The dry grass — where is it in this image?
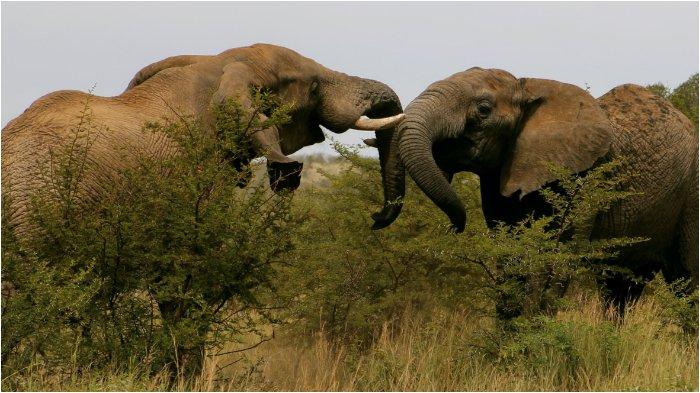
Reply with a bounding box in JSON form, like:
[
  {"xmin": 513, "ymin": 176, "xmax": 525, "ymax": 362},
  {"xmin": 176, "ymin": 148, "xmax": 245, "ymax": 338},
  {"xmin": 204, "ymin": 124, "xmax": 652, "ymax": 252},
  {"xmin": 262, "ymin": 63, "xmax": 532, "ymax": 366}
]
[
  {"xmin": 221, "ymin": 295, "xmax": 697, "ymax": 391},
  {"xmin": 7, "ymin": 294, "xmax": 696, "ymax": 391}
]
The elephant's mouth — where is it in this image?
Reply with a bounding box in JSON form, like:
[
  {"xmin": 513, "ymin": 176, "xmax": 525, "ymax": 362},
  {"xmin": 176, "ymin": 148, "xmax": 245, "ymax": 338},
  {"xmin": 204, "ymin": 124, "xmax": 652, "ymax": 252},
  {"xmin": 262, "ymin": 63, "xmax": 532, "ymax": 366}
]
[
  {"xmin": 309, "ymin": 122, "xmax": 325, "ymax": 144},
  {"xmin": 433, "ymin": 137, "xmax": 477, "ymax": 173},
  {"xmin": 322, "ymin": 97, "xmax": 404, "ymax": 134}
]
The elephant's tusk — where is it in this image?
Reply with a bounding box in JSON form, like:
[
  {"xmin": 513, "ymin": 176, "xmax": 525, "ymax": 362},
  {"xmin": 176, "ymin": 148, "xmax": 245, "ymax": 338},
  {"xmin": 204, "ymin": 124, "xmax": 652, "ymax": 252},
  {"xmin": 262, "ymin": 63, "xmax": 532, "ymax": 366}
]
[
  {"xmin": 363, "ymin": 138, "xmax": 377, "ymax": 147},
  {"xmin": 352, "ymin": 114, "xmax": 405, "ymax": 131}
]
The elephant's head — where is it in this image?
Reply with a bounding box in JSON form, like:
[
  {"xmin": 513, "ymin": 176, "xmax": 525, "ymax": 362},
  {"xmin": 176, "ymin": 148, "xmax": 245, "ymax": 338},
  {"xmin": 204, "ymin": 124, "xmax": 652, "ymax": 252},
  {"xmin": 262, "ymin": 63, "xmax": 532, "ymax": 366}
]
[
  {"xmin": 127, "ymin": 44, "xmax": 406, "ymax": 229},
  {"xmin": 397, "ymin": 68, "xmax": 612, "ymax": 232}
]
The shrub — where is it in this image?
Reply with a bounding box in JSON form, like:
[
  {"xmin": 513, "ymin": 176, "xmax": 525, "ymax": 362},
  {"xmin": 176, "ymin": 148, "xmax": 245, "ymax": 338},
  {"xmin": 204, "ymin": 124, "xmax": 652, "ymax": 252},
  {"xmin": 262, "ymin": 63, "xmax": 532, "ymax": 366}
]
[
  {"xmin": 459, "ymin": 159, "xmax": 644, "ymax": 321},
  {"xmin": 279, "ymin": 142, "xmax": 643, "ymax": 346},
  {"xmin": 1, "ymin": 89, "xmax": 299, "ymax": 381},
  {"xmin": 277, "ymin": 142, "xmax": 485, "ymax": 343},
  {"xmin": 646, "ymin": 273, "xmax": 699, "ymax": 335}
]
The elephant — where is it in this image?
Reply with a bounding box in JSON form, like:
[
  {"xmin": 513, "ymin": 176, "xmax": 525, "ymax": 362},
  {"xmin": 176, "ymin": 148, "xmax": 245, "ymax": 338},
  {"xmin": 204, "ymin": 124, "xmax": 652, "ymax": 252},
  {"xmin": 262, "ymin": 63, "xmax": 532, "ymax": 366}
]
[
  {"xmin": 395, "ymin": 67, "xmax": 698, "ymax": 303},
  {"xmin": 1, "ymin": 43, "xmax": 406, "ymax": 235}
]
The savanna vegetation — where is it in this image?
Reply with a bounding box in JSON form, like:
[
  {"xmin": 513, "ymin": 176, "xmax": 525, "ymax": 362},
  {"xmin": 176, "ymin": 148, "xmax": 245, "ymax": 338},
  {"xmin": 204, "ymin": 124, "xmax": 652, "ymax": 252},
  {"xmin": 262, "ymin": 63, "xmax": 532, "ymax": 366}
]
[{"xmin": 2, "ymin": 75, "xmax": 698, "ymax": 391}]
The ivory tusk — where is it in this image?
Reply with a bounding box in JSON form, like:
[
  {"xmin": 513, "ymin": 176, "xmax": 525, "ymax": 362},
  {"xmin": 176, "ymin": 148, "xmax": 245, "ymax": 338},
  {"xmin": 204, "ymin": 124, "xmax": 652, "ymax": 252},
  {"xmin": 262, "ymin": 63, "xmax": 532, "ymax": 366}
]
[{"xmin": 352, "ymin": 113, "xmax": 405, "ymax": 131}]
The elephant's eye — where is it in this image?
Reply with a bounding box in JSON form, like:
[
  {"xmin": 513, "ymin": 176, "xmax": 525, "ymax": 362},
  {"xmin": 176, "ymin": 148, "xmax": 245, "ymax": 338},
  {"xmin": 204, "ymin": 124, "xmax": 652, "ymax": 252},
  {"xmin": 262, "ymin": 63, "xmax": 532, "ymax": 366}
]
[{"xmin": 477, "ymin": 101, "xmax": 492, "ymax": 118}]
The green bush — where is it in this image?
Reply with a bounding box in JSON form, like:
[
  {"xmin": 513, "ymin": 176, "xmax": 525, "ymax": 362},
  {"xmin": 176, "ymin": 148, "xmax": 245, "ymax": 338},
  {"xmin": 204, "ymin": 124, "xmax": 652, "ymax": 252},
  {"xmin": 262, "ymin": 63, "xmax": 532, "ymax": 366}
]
[
  {"xmin": 476, "ymin": 285, "xmax": 697, "ymax": 390},
  {"xmin": 277, "ymin": 142, "xmax": 486, "ymax": 343},
  {"xmin": 646, "ymin": 274, "xmax": 699, "ymax": 335},
  {"xmin": 279, "ymin": 143, "xmax": 643, "ymax": 345},
  {"xmin": 465, "ymin": 160, "xmax": 644, "ymax": 321},
  {"xmin": 2, "ymin": 90, "xmax": 299, "ymax": 379}
]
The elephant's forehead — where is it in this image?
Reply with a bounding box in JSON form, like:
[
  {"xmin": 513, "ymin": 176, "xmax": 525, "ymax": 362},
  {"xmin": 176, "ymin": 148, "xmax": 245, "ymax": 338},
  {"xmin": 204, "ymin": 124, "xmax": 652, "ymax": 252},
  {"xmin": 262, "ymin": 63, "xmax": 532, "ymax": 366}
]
[{"xmin": 450, "ymin": 68, "xmax": 517, "ymax": 91}]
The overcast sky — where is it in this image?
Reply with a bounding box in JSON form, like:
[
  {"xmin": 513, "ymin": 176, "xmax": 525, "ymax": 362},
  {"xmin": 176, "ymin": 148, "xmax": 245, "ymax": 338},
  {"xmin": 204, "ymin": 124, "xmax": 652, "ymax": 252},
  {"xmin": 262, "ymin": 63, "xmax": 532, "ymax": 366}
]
[{"xmin": 2, "ymin": 1, "xmax": 698, "ymax": 156}]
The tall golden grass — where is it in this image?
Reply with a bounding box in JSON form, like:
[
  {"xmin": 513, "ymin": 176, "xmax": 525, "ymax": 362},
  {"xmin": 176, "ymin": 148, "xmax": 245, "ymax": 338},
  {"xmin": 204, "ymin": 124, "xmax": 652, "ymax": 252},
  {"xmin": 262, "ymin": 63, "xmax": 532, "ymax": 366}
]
[{"xmin": 5, "ymin": 293, "xmax": 697, "ymax": 391}]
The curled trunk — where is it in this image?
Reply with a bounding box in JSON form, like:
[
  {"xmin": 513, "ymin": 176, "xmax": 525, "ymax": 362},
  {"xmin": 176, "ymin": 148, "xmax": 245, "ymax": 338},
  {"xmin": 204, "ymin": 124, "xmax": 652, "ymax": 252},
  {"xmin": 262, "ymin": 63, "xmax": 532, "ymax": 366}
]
[{"xmin": 398, "ymin": 112, "xmax": 466, "ymax": 232}]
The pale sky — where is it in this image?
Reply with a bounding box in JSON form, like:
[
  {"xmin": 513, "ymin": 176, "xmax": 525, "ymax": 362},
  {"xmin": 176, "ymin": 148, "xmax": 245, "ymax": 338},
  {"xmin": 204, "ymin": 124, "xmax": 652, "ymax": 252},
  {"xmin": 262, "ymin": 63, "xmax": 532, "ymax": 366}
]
[{"xmin": 2, "ymin": 1, "xmax": 698, "ymax": 156}]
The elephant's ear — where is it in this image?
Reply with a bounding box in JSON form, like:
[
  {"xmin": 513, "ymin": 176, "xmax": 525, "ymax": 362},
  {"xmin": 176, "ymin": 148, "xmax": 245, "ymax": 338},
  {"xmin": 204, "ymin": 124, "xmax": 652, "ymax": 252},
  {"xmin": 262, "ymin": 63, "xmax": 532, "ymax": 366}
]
[
  {"xmin": 214, "ymin": 62, "xmax": 304, "ymax": 193},
  {"xmin": 499, "ymin": 78, "xmax": 613, "ymax": 197}
]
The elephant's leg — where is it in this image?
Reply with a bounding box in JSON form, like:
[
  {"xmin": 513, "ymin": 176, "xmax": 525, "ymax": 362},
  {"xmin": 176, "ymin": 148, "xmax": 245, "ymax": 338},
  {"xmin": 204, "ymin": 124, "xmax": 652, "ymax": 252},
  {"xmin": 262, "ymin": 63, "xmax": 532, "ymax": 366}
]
[
  {"xmin": 600, "ymin": 269, "xmax": 646, "ymax": 314},
  {"xmin": 599, "ymin": 253, "xmax": 661, "ymax": 314}
]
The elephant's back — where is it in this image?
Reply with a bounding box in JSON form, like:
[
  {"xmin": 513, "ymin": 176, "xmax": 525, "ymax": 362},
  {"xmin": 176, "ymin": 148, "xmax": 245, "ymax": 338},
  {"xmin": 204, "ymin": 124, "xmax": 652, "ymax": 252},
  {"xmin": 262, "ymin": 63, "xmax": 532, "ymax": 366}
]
[
  {"xmin": 593, "ymin": 84, "xmax": 697, "ymax": 253},
  {"xmin": 598, "ymin": 84, "xmax": 696, "ymax": 144},
  {"xmin": 1, "ymin": 90, "xmax": 175, "ymax": 236}
]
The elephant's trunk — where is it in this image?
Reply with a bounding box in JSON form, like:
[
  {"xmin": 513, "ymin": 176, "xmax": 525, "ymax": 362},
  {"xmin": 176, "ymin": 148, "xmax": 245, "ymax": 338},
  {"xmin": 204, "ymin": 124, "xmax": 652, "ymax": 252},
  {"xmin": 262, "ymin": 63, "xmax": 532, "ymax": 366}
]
[
  {"xmin": 398, "ymin": 109, "xmax": 466, "ymax": 232},
  {"xmin": 372, "ymin": 126, "xmax": 405, "ymax": 229},
  {"xmin": 360, "ymin": 78, "xmax": 406, "ymax": 230}
]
